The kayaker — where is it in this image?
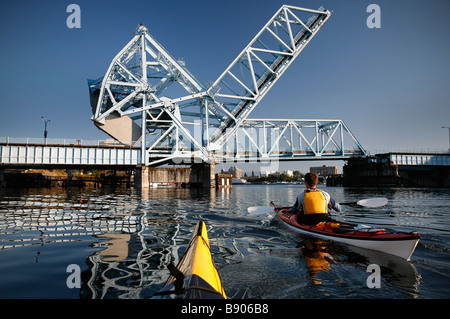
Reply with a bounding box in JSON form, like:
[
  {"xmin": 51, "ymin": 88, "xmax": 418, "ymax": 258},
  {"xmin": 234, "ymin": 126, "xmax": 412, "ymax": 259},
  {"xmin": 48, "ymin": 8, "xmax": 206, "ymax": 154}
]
[{"xmin": 292, "ymin": 172, "xmax": 341, "ymax": 225}]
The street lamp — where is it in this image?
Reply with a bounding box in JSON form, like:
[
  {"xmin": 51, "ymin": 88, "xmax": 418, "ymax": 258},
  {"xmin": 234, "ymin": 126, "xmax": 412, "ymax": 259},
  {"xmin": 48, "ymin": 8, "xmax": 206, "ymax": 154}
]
[
  {"xmin": 41, "ymin": 117, "xmax": 50, "ymax": 144},
  {"xmin": 443, "ymin": 126, "xmax": 450, "ymax": 153}
]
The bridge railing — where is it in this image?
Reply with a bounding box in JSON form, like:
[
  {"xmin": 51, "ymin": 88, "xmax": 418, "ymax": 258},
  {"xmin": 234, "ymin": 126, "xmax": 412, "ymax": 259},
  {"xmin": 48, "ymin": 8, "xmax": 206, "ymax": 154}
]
[
  {"xmin": 369, "ymin": 148, "xmax": 449, "ymax": 155},
  {"xmin": 0, "ymin": 137, "xmax": 141, "ymax": 148},
  {"xmin": 0, "ymin": 143, "xmax": 140, "ymax": 166}
]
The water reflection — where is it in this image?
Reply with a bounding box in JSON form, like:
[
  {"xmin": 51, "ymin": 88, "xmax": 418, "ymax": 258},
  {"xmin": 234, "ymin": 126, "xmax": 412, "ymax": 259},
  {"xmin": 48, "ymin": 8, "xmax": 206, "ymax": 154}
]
[
  {"xmin": 82, "ymin": 232, "xmax": 169, "ymax": 299},
  {"xmin": 0, "ymin": 204, "xmax": 143, "ymax": 250},
  {"xmin": 345, "ymin": 245, "xmax": 421, "ymax": 298},
  {"xmin": 0, "ymin": 185, "xmax": 447, "ymax": 299},
  {"xmin": 302, "ymin": 238, "xmax": 336, "ymax": 285},
  {"xmin": 290, "ymin": 235, "xmax": 421, "ymax": 298},
  {"xmin": 76, "ymin": 187, "xmax": 243, "ymax": 299}
]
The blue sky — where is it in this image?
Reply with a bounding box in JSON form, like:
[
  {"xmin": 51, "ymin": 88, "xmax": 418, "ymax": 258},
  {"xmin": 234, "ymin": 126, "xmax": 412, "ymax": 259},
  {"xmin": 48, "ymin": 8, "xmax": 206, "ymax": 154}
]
[{"xmin": 0, "ymin": 0, "xmax": 449, "ymax": 172}]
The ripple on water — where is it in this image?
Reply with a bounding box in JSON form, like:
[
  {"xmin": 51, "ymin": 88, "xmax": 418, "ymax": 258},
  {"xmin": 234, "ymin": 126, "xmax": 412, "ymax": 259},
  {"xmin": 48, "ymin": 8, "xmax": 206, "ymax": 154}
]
[{"xmin": 0, "ymin": 186, "xmax": 449, "ymax": 299}]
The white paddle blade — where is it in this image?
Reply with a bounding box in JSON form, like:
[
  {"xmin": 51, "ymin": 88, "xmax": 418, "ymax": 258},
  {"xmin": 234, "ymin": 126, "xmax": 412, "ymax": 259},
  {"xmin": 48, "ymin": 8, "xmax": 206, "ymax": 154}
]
[
  {"xmin": 356, "ymin": 197, "xmax": 388, "ymax": 208},
  {"xmin": 247, "ymin": 206, "xmax": 274, "ymax": 215}
]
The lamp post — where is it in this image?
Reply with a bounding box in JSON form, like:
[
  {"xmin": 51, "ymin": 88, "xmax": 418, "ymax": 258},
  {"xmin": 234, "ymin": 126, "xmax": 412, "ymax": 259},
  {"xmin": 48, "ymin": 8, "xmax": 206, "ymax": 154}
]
[
  {"xmin": 443, "ymin": 126, "xmax": 450, "ymax": 153},
  {"xmin": 41, "ymin": 117, "xmax": 50, "ymax": 144}
]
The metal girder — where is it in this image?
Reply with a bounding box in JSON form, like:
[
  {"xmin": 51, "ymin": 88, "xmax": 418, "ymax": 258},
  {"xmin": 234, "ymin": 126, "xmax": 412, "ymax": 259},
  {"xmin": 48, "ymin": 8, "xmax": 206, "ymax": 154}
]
[
  {"xmin": 208, "ymin": 5, "xmax": 331, "ymax": 149},
  {"xmin": 88, "ymin": 5, "xmax": 366, "ymax": 166},
  {"xmin": 88, "ymin": 24, "xmax": 209, "ymax": 164},
  {"xmin": 89, "ymin": 24, "xmax": 205, "ymax": 125},
  {"xmin": 214, "ymin": 119, "xmax": 367, "ymax": 162}
]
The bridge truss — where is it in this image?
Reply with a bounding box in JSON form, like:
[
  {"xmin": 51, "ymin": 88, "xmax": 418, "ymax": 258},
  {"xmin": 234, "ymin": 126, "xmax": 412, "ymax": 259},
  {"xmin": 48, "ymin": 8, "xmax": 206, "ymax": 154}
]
[
  {"xmin": 88, "ymin": 5, "xmax": 367, "ymax": 166},
  {"xmin": 218, "ymin": 119, "xmax": 366, "ymax": 163}
]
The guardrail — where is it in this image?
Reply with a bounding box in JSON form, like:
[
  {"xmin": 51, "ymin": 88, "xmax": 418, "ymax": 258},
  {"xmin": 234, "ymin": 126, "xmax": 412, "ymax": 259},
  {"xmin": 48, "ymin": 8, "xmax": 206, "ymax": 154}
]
[
  {"xmin": 369, "ymin": 149, "xmax": 449, "ymax": 155},
  {"xmin": 0, "ymin": 142, "xmax": 140, "ymax": 166},
  {"xmin": 0, "ymin": 137, "xmax": 141, "ymax": 148}
]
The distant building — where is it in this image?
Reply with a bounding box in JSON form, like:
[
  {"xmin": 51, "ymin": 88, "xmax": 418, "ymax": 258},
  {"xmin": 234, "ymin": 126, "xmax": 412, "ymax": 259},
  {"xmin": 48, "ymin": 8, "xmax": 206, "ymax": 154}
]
[
  {"xmin": 283, "ymin": 170, "xmax": 293, "ymax": 177},
  {"xmin": 228, "ymin": 166, "xmax": 243, "ymax": 179},
  {"xmin": 310, "ymin": 165, "xmax": 338, "ymax": 177},
  {"xmin": 260, "ymin": 170, "xmax": 277, "ymax": 177}
]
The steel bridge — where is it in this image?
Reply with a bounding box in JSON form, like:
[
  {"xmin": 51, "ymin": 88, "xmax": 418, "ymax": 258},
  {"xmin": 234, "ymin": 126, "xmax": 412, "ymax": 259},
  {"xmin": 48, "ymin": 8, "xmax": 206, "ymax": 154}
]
[
  {"xmin": 0, "ymin": 137, "xmax": 139, "ymax": 170},
  {"xmin": 87, "ymin": 4, "xmax": 367, "ymax": 167}
]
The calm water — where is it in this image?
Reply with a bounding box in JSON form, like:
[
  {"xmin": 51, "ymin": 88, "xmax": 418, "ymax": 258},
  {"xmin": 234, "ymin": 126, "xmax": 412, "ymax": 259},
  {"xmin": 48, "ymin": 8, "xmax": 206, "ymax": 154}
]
[{"xmin": 0, "ymin": 185, "xmax": 449, "ymax": 299}]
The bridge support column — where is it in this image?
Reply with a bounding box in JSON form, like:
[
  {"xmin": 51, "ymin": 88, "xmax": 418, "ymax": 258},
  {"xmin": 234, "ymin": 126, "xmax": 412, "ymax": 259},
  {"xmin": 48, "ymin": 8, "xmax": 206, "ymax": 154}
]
[
  {"xmin": 135, "ymin": 165, "xmax": 150, "ymax": 189},
  {"xmin": 135, "ymin": 163, "xmax": 215, "ymax": 188},
  {"xmin": 0, "ymin": 169, "xmax": 5, "ymax": 188},
  {"xmin": 66, "ymin": 169, "xmax": 73, "ymax": 187},
  {"xmin": 191, "ymin": 163, "xmax": 216, "ymax": 188}
]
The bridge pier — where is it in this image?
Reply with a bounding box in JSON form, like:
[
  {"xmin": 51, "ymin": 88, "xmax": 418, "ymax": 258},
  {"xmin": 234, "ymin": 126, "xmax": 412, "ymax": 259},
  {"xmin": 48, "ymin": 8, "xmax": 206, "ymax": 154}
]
[
  {"xmin": 135, "ymin": 165, "xmax": 150, "ymax": 189},
  {"xmin": 135, "ymin": 163, "xmax": 216, "ymax": 189},
  {"xmin": 342, "ymin": 153, "xmax": 450, "ymax": 187},
  {"xmin": 0, "ymin": 169, "xmax": 5, "ymax": 188},
  {"xmin": 191, "ymin": 163, "xmax": 216, "ymax": 188}
]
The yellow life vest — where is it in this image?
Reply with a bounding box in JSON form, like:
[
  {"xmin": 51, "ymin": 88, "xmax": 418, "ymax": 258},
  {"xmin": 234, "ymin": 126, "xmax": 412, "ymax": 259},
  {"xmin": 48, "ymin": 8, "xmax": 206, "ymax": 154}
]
[{"xmin": 303, "ymin": 189, "xmax": 328, "ymax": 215}]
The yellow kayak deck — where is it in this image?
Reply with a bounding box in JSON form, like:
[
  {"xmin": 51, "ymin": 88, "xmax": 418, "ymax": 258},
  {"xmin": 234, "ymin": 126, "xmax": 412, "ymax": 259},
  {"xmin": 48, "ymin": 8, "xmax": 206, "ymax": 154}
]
[{"xmin": 154, "ymin": 221, "xmax": 226, "ymax": 299}]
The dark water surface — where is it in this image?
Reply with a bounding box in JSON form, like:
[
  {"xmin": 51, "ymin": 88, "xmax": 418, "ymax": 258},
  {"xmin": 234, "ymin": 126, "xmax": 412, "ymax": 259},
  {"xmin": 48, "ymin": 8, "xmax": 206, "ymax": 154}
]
[{"xmin": 0, "ymin": 185, "xmax": 449, "ymax": 299}]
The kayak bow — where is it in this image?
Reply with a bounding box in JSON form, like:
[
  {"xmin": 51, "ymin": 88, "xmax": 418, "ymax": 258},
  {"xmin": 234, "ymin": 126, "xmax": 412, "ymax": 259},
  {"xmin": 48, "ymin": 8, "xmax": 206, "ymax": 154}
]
[
  {"xmin": 271, "ymin": 203, "xmax": 420, "ymax": 261},
  {"xmin": 153, "ymin": 221, "xmax": 226, "ymax": 299}
]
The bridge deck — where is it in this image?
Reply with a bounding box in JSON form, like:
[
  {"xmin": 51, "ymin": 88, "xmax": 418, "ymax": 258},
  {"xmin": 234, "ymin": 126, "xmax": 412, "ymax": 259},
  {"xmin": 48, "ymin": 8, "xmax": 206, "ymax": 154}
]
[
  {"xmin": 2, "ymin": 138, "xmax": 447, "ymax": 169},
  {"xmin": 0, "ymin": 142, "xmax": 140, "ymax": 169}
]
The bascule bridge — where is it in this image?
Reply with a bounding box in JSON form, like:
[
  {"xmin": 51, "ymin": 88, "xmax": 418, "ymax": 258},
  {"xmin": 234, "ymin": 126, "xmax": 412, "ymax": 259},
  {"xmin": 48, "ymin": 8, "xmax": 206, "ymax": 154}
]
[{"xmin": 88, "ymin": 4, "xmax": 367, "ymax": 187}]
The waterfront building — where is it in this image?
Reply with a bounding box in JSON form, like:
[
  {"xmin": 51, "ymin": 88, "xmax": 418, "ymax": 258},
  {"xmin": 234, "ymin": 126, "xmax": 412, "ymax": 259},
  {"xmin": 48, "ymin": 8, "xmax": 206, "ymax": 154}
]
[{"xmin": 310, "ymin": 165, "xmax": 338, "ymax": 177}]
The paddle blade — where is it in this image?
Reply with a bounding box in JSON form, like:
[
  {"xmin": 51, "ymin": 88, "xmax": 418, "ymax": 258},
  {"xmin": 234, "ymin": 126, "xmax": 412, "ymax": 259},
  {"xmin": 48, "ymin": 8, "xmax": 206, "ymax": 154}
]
[
  {"xmin": 247, "ymin": 206, "xmax": 274, "ymax": 215},
  {"xmin": 356, "ymin": 197, "xmax": 388, "ymax": 208}
]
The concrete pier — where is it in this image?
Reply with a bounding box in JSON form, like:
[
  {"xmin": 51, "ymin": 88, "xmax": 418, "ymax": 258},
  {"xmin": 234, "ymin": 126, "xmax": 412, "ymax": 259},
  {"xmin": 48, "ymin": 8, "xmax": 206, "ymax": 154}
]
[
  {"xmin": 0, "ymin": 168, "xmax": 134, "ymax": 188},
  {"xmin": 341, "ymin": 153, "xmax": 450, "ymax": 188},
  {"xmin": 0, "ymin": 170, "xmax": 5, "ymax": 188},
  {"xmin": 136, "ymin": 163, "xmax": 216, "ymax": 189},
  {"xmin": 135, "ymin": 165, "xmax": 150, "ymax": 189},
  {"xmin": 0, "ymin": 164, "xmax": 216, "ymax": 189}
]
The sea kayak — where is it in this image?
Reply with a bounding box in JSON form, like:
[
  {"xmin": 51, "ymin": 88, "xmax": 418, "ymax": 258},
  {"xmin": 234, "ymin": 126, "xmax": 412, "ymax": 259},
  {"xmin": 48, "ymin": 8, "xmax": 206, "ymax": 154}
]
[
  {"xmin": 271, "ymin": 203, "xmax": 420, "ymax": 260},
  {"xmin": 153, "ymin": 221, "xmax": 226, "ymax": 299}
]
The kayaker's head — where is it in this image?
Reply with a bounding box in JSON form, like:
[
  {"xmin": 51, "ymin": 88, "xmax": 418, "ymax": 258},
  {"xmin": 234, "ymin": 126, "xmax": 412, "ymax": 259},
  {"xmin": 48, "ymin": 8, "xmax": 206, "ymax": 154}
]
[{"xmin": 305, "ymin": 172, "xmax": 318, "ymax": 189}]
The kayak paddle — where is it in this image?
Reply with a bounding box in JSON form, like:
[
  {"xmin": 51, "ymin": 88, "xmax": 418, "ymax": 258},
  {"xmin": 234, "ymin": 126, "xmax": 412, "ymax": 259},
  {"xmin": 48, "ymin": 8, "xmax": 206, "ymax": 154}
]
[
  {"xmin": 248, "ymin": 197, "xmax": 388, "ymax": 214},
  {"xmin": 247, "ymin": 206, "xmax": 278, "ymax": 215},
  {"xmin": 340, "ymin": 197, "xmax": 388, "ymax": 208}
]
